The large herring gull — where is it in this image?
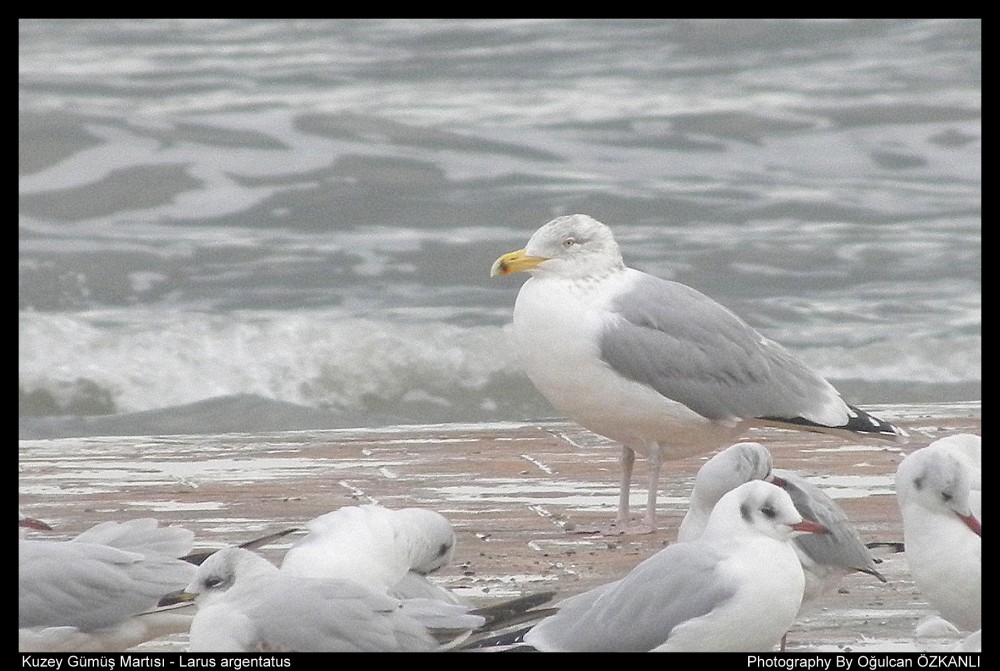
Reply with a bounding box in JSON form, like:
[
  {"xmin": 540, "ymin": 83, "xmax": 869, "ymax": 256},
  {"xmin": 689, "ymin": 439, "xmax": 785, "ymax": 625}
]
[{"xmin": 491, "ymin": 214, "xmax": 906, "ymax": 534}]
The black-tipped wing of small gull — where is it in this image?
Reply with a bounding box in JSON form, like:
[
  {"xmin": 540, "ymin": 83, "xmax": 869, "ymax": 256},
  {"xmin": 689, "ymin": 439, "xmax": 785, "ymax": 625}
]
[
  {"xmin": 523, "ymin": 546, "xmax": 737, "ymax": 651},
  {"xmin": 771, "ymin": 469, "xmax": 885, "ymax": 582}
]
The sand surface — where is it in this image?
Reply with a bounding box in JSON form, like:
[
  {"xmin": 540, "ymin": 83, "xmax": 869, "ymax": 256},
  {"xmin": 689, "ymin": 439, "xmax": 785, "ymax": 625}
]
[{"xmin": 18, "ymin": 402, "xmax": 981, "ymax": 653}]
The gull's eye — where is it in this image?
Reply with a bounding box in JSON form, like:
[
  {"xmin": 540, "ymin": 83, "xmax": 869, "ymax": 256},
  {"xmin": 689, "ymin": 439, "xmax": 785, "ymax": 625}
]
[
  {"xmin": 761, "ymin": 504, "xmax": 777, "ymax": 519},
  {"xmin": 205, "ymin": 576, "xmax": 226, "ymax": 589},
  {"xmin": 563, "ymin": 238, "xmax": 577, "ymax": 248}
]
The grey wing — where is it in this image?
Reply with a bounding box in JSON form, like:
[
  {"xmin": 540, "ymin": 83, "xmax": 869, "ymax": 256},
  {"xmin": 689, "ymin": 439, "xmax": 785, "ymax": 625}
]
[
  {"xmin": 72, "ymin": 519, "xmax": 194, "ymax": 558},
  {"xmin": 525, "ymin": 544, "xmax": 738, "ymax": 651},
  {"xmin": 19, "ymin": 540, "xmax": 196, "ymax": 630},
  {"xmin": 240, "ymin": 576, "xmax": 441, "ymax": 652},
  {"xmin": 774, "ymin": 469, "xmax": 884, "ymax": 579},
  {"xmin": 599, "ymin": 273, "xmax": 845, "ymax": 425}
]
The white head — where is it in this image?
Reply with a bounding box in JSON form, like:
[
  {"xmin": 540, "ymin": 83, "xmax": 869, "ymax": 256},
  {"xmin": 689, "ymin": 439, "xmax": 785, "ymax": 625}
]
[
  {"xmin": 694, "ymin": 442, "xmax": 774, "ymax": 506},
  {"xmin": 185, "ymin": 547, "xmax": 278, "ymax": 607},
  {"xmin": 895, "ymin": 446, "xmax": 981, "ymax": 536},
  {"xmin": 491, "ymin": 214, "xmax": 626, "ymax": 281},
  {"xmin": 392, "ymin": 508, "xmax": 457, "ymax": 575},
  {"xmin": 705, "ymin": 480, "xmax": 827, "ymax": 543}
]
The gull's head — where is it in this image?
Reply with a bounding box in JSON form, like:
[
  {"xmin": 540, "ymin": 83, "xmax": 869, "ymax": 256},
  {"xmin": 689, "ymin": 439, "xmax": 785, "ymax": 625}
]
[
  {"xmin": 394, "ymin": 508, "xmax": 457, "ymax": 575},
  {"xmin": 490, "ymin": 214, "xmax": 626, "ymax": 280},
  {"xmin": 693, "ymin": 442, "xmax": 774, "ymax": 507},
  {"xmin": 181, "ymin": 547, "xmax": 279, "ymax": 606},
  {"xmin": 708, "ymin": 480, "xmax": 827, "ymax": 543},
  {"xmin": 895, "ymin": 446, "xmax": 981, "ymax": 536}
]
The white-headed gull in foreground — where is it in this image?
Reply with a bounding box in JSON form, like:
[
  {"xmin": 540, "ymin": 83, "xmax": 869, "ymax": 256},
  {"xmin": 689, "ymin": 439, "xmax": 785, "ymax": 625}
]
[
  {"xmin": 182, "ymin": 547, "xmax": 485, "ymax": 652},
  {"xmin": 19, "ymin": 517, "xmax": 196, "ymax": 652},
  {"xmin": 678, "ymin": 442, "xmax": 884, "ymax": 595},
  {"xmin": 491, "ymin": 214, "xmax": 906, "ymax": 534},
  {"xmin": 279, "ymin": 504, "xmax": 465, "ymax": 604},
  {"xmin": 520, "ymin": 480, "xmax": 827, "ymax": 651},
  {"xmin": 895, "ymin": 434, "xmax": 981, "ymax": 632},
  {"xmin": 676, "ymin": 442, "xmax": 886, "ymax": 649}
]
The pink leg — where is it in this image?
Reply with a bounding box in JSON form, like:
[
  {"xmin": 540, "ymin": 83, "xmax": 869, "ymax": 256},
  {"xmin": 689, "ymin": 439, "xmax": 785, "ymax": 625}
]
[
  {"xmin": 608, "ymin": 446, "xmax": 657, "ymax": 536},
  {"xmin": 641, "ymin": 446, "xmax": 663, "ymax": 531},
  {"xmin": 615, "ymin": 446, "xmax": 635, "ymax": 526}
]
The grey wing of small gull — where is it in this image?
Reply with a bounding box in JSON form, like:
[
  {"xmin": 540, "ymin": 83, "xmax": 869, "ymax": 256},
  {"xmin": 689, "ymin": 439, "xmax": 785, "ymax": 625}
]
[
  {"xmin": 19, "ymin": 540, "xmax": 196, "ymax": 630},
  {"xmin": 772, "ymin": 469, "xmax": 885, "ymax": 580},
  {"xmin": 72, "ymin": 518, "xmax": 194, "ymax": 558},
  {"xmin": 216, "ymin": 576, "xmax": 442, "ymax": 652},
  {"xmin": 525, "ymin": 544, "xmax": 737, "ymax": 651}
]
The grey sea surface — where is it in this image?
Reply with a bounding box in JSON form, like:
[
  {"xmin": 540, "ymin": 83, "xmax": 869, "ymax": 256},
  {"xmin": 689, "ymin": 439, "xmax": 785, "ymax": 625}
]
[{"xmin": 20, "ymin": 19, "xmax": 980, "ymax": 436}]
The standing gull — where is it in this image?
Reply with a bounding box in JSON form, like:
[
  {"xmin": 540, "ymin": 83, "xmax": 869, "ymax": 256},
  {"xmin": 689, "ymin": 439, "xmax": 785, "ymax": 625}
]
[
  {"xmin": 676, "ymin": 441, "xmax": 886, "ymax": 649},
  {"xmin": 895, "ymin": 434, "xmax": 981, "ymax": 633},
  {"xmin": 678, "ymin": 442, "xmax": 885, "ymax": 598},
  {"xmin": 520, "ymin": 480, "xmax": 827, "ymax": 651},
  {"xmin": 491, "ymin": 214, "xmax": 906, "ymax": 533}
]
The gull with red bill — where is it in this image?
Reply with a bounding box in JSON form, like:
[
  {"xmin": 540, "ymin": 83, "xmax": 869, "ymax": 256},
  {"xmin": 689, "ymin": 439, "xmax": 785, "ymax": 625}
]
[
  {"xmin": 518, "ymin": 480, "xmax": 828, "ymax": 652},
  {"xmin": 895, "ymin": 434, "xmax": 981, "ymax": 633}
]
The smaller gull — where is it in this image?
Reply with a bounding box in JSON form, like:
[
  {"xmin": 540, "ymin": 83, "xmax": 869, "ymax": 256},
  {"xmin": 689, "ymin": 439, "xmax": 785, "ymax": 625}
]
[
  {"xmin": 520, "ymin": 480, "xmax": 827, "ymax": 652},
  {"xmin": 259, "ymin": 504, "xmax": 555, "ymax": 637},
  {"xmin": 768, "ymin": 466, "xmax": 886, "ymax": 599},
  {"xmin": 676, "ymin": 442, "xmax": 885, "ymax": 649},
  {"xmin": 895, "ymin": 434, "xmax": 981, "ymax": 633},
  {"xmin": 19, "ymin": 517, "xmax": 196, "ymax": 652},
  {"xmin": 182, "ymin": 547, "xmax": 486, "ymax": 652},
  {"xmin": 675, "ymin": 441, "xmax": 776, "ymax": 543},
  {"xmin": 279, "ymin": 503, "xmax": 464, "ymax": 604},
  {"xmin": 492, "ymin": 214, "xmax": 906, "ymax": 534}
]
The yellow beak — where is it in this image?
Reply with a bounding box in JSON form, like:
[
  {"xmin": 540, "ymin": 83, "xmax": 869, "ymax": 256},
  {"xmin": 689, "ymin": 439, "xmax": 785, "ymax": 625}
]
[{"xmin": 490, "ymin": 249, "xmax": 549, "ymax": 277}]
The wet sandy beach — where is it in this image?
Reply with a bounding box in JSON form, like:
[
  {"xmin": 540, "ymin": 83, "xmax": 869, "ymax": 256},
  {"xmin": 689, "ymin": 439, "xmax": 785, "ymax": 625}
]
[{"xmin": 17, "ymin": 402, "xmax": 980, "ymax": 653}]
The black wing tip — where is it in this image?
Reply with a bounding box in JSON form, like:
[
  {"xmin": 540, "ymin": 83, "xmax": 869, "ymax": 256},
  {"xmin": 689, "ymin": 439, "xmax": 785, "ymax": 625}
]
[
  {"xmin": 469, "ymin": 591, "xmax": 557, "ymax": 626},
  {"xmin": 459, "ymin": 624, "xmax": 536, "ymax": 650},
  {"xmin": 844, "ymin": 404, "xmax": 907, "ymax": 438},
  {"xmin": 759, "ymin": 405, "xmax": 907, "ymax": 443}
]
